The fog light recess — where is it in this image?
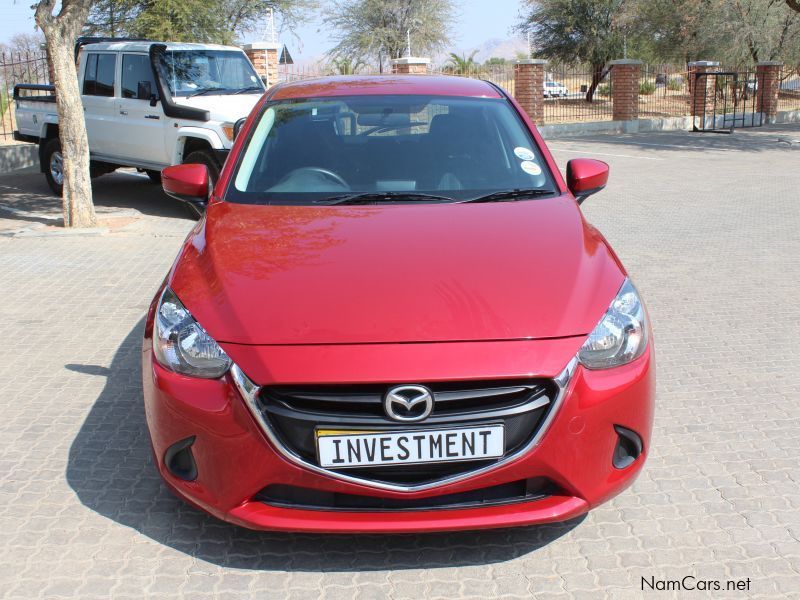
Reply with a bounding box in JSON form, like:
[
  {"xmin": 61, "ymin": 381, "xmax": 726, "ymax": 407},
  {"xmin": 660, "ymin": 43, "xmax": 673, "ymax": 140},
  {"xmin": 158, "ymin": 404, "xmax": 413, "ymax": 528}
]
[
  {"xmin": 612, "ymin": 425, "xmax": 643, "ymax": 469},
  {"xmin": 164, "ymin": 436, "xmax": 198, "ymax": 481}
]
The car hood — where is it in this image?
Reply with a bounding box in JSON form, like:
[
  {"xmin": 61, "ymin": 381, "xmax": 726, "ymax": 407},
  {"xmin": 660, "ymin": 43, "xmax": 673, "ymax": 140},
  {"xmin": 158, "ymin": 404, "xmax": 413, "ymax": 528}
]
[
  {"xmin": 173, "ymin": 93, "xmax": 261, "ymax": 122},
  {"xmin": 170, "ymin": 196, "xmax": 625, "ymax": 345}
]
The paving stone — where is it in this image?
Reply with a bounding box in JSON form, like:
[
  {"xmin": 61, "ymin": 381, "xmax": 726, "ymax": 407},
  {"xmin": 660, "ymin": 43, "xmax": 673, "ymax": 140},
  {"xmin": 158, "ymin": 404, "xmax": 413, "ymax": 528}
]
[{"xmin": 1, "ymin": 126, "xmax": 800, "ymax": 598}]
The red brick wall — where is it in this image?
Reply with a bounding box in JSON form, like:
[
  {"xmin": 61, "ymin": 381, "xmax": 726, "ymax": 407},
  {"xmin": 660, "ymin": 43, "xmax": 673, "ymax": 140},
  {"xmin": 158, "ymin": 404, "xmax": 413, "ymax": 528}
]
[
  {"xmin": 513, "ymin": 60, "xmax": 545, "ymax": 123},
  {"xmin": 756, "ymin": 62, "xmax": 781, "ymax": 120},
  {"xmin": 244, "ymin": 47, "xmax": 279, "ymax": 87},
  {"xmin": 610, "ymin": 61, "xmax": 641, "ymax": 121},
  {"xmin": 390, "ymin": 60, "xmax": 429, "ymax": 75},
  {"xmin": 688, "ymin": 62, "xmax": 720, "ymax": 118}
]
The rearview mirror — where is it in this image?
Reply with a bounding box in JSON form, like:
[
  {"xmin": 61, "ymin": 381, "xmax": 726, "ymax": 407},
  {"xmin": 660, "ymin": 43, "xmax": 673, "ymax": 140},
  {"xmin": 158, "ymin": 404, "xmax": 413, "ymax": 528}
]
[
  {"xmin": 566, "ymin": 159, "xmax": 609, "ymax": 204},
  {"xmin": 162, "ymin": 164, "xmax": 210, "ymax": 209}
]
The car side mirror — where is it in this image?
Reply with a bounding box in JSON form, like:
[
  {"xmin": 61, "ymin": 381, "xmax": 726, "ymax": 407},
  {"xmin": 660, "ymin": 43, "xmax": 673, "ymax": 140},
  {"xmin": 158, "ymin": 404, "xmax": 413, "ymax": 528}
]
[
  {"xmin": 162, "ymin": 164, "xmax": 210, "ymax": 209},
  {"xmin": 566, "ymin": 158, "xmax": 609, "ymax": 204}
]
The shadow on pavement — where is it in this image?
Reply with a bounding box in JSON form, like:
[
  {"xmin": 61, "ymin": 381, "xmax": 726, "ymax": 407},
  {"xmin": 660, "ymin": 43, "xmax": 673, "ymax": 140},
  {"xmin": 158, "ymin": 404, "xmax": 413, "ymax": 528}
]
[
  {"xmin": 0, "ymin": 170, "xmax": 188, "ymax": 221},
  {"xmin": 66, "ymin": 320, "xmax": 584, "ymax": 571},
  {"xmin": 554, "ymin": 122, "xmax": 800, "ymax": 154}
]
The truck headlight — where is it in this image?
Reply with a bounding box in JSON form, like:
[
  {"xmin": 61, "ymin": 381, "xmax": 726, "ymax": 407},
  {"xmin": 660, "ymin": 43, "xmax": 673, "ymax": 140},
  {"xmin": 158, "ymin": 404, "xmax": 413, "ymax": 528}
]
[
  {"xmin": 578, "ymin": 279, "xmax": 648, "ymax": 369},
  {"xmin": 152, "ymin": 288, "xmax": 231, "ymax": 378}
]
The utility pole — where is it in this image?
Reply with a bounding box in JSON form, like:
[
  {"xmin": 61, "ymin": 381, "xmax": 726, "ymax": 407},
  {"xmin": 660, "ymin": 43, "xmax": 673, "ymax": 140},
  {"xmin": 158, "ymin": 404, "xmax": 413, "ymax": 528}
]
[{"xmin": 406, "ymin": 29, "xmax": 412, "ymax": 57}]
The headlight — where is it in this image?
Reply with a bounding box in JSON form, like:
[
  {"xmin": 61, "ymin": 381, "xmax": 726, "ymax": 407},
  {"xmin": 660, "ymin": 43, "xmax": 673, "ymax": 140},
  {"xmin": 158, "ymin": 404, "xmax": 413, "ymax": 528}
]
[
  {"xmin": 152, "ymin": 288, "xmax": 231, "ymax": 378},
  {"xmin": 578, "ymin": 279, "xmax": 648, "ymax": 369}
]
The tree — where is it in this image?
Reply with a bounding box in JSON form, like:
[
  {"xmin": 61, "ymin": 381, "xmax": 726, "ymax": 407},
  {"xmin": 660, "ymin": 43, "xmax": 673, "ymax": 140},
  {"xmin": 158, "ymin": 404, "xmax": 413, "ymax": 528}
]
[
  {"xmin": 84, "ymin": 0, "xmax": 139, "ymax": 37},
  {"xmin": 517, "ymin": 0, "xmax": 634, "ymax": 102},
  {"xmin": 324, "ymin": 0, "xmax": 455, "ymax": 69},
  {"xmin": 85, "ymin": 0, "xmax": 315, "ymax": 43},
  {"xmin": 220, "ymin": 0, "xmax": 316, "ymax": 41},
  {"xmin": 130, "ymin": 0, "xmax": 225, "ymax": 42},
  {"xmin": 34, "ymin": 0, "xmax": 97, "ymax": 228},
  {"xmin": 329, "ymin": 57, "xmax": 366, "ymax": 75},
  {"xmin": 787, "ymin": 0, "xmax": 800, "ymax": 11},
  {"xmin": 445, "ymin": 50, "xmax": 478, "ymax": 72}
]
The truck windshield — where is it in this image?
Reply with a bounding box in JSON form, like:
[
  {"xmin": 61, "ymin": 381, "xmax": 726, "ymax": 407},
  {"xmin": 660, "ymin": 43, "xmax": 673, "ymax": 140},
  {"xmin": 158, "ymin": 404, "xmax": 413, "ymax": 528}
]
[
  {"xmin": 227, "ymin": 95, "xmax": 557, "ymax": 205},
  {"xmin": 157, "ymin": 50, "xmax": 264, "ymax": 96}
]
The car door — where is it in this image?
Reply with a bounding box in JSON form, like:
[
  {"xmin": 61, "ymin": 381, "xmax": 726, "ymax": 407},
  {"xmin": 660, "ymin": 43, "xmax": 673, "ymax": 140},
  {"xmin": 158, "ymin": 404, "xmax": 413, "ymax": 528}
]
[
  {"xmin": 80, "ymin": 52, "xmax": 120, "ymax": 157},
  {"xmin": 115, "ymin": 53, "xmax": 170, "ymax": 166}
]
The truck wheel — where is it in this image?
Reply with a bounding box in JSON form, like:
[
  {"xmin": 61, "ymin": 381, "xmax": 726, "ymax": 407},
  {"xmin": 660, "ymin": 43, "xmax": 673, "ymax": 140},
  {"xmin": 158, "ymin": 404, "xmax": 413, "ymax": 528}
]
[
  {"xmin": 145, "ymin": 170, "xmax": 162, "ymax": 184},
  {"xmin": 42, "ymin": 138, "xmax": 64, "ymax": 196},
  {"xmin": 182, "ymin": 150, "xmax": 220, "ymax": 219}
]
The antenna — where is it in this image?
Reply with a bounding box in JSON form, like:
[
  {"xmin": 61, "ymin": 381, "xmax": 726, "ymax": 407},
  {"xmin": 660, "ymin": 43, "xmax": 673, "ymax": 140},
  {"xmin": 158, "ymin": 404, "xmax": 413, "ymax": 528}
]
[{"xmin": 265, "ymin": 8, "xmax": 277, "ymax": 45}]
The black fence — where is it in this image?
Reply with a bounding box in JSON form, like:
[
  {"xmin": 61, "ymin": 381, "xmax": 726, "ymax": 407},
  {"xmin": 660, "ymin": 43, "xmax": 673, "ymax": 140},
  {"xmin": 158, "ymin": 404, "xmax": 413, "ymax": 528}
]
[
  {"xmin": 542, "ymin": 64, "xmax": 614, "ymax": 123},
  {"xmin": 1, "ymin": 51, "xmax": 49, "ymax": 140}
]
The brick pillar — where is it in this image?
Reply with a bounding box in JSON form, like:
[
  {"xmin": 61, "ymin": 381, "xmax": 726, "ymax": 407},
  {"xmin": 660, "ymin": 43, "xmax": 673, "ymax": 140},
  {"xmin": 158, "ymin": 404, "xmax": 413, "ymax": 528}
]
[
  {"xmin": 688, "ymin": 61, "xmax": 720, "ymax": 118},
  {"xmin": 609, "ymin": 59, "xmax": 642, "ymax": 121},
  {"xmin": 390, "ymin": 57, "xmax": 430, "ymax": 75},
  {"xmin": 242, "ymin": 42, "xmax": 280, "ymax": 87},
  {"xmin": 513, "ymin": 59, "xmax": 546, "ymax": 124},
  {"xmin": 756, "ymin": 61, "xmax": 782, "ymax": 122}
]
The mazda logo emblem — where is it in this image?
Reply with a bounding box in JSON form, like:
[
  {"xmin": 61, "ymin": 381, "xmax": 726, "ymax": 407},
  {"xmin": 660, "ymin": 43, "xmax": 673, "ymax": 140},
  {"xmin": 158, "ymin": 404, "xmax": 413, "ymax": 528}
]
[{"xmin": 383, "ymin": 385, "xmax": 434, "ymax": 422}]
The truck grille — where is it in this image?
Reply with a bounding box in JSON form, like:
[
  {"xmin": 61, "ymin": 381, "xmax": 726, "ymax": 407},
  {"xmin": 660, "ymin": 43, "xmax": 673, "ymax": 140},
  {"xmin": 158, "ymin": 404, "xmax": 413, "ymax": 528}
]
[{"xmin": 257, "ymin": 379, "xmax": 556, "ymax": 486}]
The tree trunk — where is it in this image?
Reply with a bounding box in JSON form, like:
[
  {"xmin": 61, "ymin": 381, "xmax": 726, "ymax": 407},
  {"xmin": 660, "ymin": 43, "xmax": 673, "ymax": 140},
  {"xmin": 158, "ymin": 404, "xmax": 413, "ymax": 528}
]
[
  {"xmin": 585, "ymin": 63, "xmax": 608, "ymax": 103},
  {"xmin": 35, "ymin": 0, "xmax": 97, "ymax": 228}
]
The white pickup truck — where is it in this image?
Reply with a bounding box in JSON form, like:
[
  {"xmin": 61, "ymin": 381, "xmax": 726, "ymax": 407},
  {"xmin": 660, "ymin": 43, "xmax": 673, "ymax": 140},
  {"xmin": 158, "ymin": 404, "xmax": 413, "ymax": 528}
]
[{"xmin": 14, "ymin": 37, "xmax": 265, "ymax": 211}]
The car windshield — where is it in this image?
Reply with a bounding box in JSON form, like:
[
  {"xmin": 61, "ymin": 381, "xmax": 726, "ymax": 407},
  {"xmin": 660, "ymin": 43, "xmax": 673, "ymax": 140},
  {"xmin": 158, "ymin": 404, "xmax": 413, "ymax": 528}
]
[
  {"xmin": 227, "ymin": 95, "xmax": 557, "ymax": 204},
  {"xmin": 157, "ymin": 50, "xmax": 264, "ymax": 96}
]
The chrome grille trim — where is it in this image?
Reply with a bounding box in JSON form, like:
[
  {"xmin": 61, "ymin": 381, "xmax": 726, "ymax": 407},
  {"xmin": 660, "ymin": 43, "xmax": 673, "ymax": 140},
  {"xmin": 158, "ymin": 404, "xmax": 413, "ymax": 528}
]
[{"xmin": 231, "ymin": 358, "xmax": 578, "ymax": 494}]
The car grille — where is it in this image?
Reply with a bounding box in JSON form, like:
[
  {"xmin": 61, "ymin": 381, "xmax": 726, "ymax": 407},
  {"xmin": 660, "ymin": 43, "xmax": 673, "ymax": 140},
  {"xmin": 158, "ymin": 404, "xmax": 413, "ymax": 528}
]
[
  {"xmin": 255, "ymin": 477, "xmax": 559, "ymax": 512},
  {"xmin": 257, "ymin": 379, "xmax": 557, "ymax": 486}
]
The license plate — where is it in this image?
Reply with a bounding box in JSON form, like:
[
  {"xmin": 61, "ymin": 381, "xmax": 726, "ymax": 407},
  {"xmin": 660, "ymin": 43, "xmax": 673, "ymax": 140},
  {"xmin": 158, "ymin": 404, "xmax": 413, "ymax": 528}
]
[{"xmin": 316, "ymin": 425, "xmax": 505, "ymax": 468}]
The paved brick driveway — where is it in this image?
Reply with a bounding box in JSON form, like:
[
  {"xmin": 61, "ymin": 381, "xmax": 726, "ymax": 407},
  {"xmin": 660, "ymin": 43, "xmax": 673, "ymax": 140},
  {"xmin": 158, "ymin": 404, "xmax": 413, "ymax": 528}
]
[{"xmin": 1, "ymin": 126, "xmax": 799, "ymax": 599}]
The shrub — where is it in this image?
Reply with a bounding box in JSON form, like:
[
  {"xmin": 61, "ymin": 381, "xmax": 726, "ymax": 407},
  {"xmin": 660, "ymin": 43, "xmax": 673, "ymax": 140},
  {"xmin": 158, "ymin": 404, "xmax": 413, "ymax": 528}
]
[
  {"xmin": 597, "ymin": 83, "xmax": 612, "ymax": 96},
  {"xmin": 667, "ymin": 78, "xmax": 682, "ymax": 91},
  {"xmin": 639, "ymin": 81, "xmax": 656, "ymax": 95}
]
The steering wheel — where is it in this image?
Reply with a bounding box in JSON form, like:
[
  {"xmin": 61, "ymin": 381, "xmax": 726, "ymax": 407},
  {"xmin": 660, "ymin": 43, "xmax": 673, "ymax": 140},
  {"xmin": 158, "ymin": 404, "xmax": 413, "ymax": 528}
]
[{"xmin": 282, "ymin": 167, "xmax": 349, "ymax": 189}]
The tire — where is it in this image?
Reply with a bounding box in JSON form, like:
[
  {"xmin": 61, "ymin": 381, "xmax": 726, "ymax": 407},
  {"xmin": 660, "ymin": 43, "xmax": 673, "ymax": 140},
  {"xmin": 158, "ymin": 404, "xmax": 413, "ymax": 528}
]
[
  {"xmin": 181, "ymin": 150, "xmax": 220, "ymax": 219},
  {"xmin": 145, "ymin": 169, "xmax": 162, "ymax": 184},
  {"xmin": 42, "ymin": 138, "xmax": 63, "ymax": 197}
]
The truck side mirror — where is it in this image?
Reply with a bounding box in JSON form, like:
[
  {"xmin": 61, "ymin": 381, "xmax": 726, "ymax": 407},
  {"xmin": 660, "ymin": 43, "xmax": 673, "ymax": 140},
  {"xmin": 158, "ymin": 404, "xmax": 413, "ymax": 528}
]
[{"xmin": 137, "ymin": 80, "xmax": 152, "ymax": 101}]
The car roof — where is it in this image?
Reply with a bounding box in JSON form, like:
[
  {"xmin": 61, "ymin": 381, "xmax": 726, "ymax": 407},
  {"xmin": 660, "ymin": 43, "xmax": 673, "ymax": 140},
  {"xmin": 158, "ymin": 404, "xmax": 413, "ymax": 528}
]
[
  {"xmin": 270, "ymin": 75, "xmax": 505, "ymax": 100},
  {"xmin": 82, "ymin": 41, "xmax": 242, "ymax": 53}
]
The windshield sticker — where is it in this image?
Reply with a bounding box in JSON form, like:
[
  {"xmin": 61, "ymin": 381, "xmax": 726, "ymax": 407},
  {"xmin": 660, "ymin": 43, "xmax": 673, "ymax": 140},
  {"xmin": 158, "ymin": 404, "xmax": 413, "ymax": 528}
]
[
  {"xmin": 520, "ymin": 161, "xmax": 542, "ymax": 176},
  {"xmin": 514, "ymin": 147, "xmax": 536, "ymax": 161}
]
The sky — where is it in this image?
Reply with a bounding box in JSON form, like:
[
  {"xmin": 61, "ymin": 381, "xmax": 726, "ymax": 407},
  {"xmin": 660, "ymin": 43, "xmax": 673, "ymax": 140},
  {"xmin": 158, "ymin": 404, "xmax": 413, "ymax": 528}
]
[{"xmin": 0, "ymin": 0, "xmax": 524, "ymax": 61}]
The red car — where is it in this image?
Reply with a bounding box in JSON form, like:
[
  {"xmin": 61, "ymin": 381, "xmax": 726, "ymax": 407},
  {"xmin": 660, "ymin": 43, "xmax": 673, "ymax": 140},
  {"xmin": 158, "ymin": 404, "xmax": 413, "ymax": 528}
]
[{"xmin": 143, "ymin": 75, "xmax": 654, "ymax": 533}]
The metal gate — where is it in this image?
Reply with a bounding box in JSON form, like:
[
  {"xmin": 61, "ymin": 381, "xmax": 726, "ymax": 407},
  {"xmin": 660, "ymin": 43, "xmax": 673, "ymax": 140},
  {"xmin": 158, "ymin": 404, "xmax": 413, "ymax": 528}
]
[{"xmin": 693, "ymin": 71, "xmax": 765, "ymax": 133}]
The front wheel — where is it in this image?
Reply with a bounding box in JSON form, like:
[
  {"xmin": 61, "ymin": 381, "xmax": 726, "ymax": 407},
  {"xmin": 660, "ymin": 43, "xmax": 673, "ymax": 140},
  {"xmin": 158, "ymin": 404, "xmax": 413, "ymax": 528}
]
[
  {"xmin": 181, "ymin": 150, "xmax": 221, "ymax": 219},
  {"xmin": 42, "ymin": 138, "xmax": 63, "ymax": 196}
]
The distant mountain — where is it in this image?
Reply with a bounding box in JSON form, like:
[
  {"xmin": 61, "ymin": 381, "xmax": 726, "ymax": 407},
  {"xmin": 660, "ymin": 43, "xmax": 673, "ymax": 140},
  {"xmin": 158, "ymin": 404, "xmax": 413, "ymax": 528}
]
[{"xmin": 437, "ymin": 37, "xmax": 529, "ymax": 66}]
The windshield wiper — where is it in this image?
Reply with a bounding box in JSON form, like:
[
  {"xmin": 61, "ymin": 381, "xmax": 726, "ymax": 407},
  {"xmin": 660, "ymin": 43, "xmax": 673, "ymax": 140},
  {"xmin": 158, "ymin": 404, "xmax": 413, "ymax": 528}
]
[
  {"xmin": 187, "ymin": 87, "xmax": 229, "ymax": 97},
  {"xmin": 233, "ymin": 86, "xmax": 265, "ymax": 95},
  {"xmin": 316, "ymin": 192, "xmax": 456, "ymax": 206},
  {"xmin": 458, "ymin": 189, "xmax": 558, "ymax": 203}
]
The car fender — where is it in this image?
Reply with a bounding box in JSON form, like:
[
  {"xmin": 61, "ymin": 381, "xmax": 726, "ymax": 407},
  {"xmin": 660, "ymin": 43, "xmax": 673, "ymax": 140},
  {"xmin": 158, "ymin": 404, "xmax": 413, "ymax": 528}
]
[{"xmin": 174, "ymin": 127, "xmax": 226, "ymax": 164}]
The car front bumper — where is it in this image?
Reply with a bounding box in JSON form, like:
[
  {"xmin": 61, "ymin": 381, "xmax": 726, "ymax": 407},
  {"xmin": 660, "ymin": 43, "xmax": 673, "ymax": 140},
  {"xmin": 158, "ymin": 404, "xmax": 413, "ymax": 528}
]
[{"xmin": 142, "ymin": 333, "xmax": 654, "ymax": 533}]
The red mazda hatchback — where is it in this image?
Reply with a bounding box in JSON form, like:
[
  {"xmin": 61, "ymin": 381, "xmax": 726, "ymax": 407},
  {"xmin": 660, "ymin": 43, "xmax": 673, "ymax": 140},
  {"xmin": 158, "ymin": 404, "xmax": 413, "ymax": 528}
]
[{"xmin": 143, "ymin": 75, "xmax": 654, "ymax": 533}]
